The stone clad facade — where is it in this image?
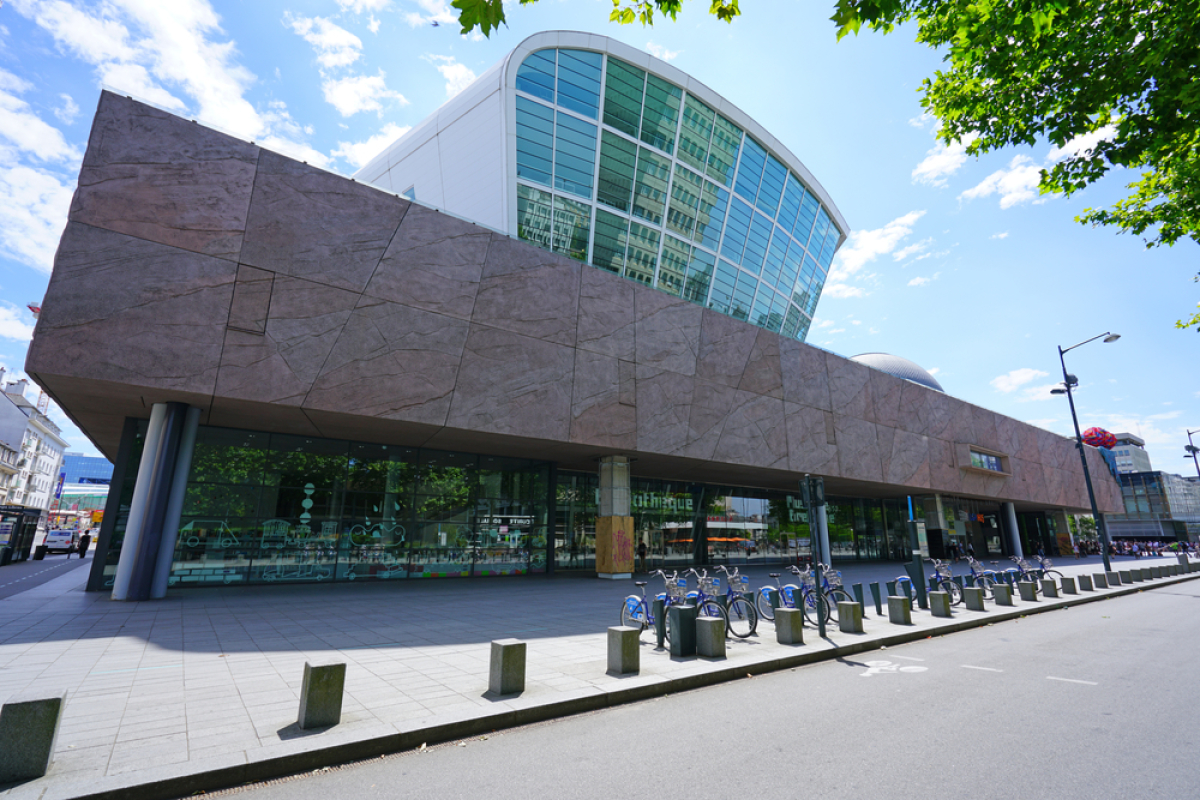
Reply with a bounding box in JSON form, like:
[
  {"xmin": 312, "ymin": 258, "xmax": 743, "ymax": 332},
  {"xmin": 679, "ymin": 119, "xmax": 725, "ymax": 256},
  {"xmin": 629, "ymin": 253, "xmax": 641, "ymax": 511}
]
[{"xmin": 29, "ymin": 92, "xmax": 1121, "ymax": 513}]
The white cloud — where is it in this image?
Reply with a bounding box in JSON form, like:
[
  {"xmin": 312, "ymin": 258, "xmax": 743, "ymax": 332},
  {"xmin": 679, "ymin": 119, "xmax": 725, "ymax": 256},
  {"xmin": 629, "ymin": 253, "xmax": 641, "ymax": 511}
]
[
  {"xmin": 257, "ymin": 100, "xmax": 332, "ymax": 168},
  {"xmin": 893, "ymin": 237, "xmax": 932, "ymax": 262},
  {"xmin": 54, "ymin": 94, "xmax": 80, "ymax": 124},
  {"xmin": 927, "ymin": 367, "xmax": 940, "ymax": 376},
  {"xmin": 990, "ymin": 231, "xmax": 1009, "ymax": 239},
  {"xmin": 0, "ymin": 165, "xmax": 75, "ymax": 273},
  {"xmin": 323, "ymin": 71, "xmax": 407, "ymax": 116},
  {"xmin": 332, "ymin": 122, "xmax": 410, "ymax": 168},
  {"xmin": 1048, "ymin": 125, "xmax": 1117, "ymax": 162},
  {"xmin": 425, "ymin": 55, "xmax": 476, "ymax": 98},
  {"xmin": 286, "ymin": 14, "xmax": 363, "ymax": 70},
  {"xmin": 0, "ymin": 306, "xmax": 36, "ymax": 342},
  {"xmin": 368, "ymin": 16, "xmax": 381, "ymax": 33},
  {"xmin": 0, "ymin": 71, "xmax": 83, "ymax": 163},
  {"xmin": 825, "ymin": 210, "xmax": 925, "ymax": 297},
  {"xmin": 908, "ymin": 113, "xmax": 935, "ymax": 130},
  {"xmin": 829, "ymin": 328, "xmax": 846, "ymax": 334},
  {"xmin": 97, "ymin": 61, "xmax": 186, "ymax": 110},
  {"xmin": 812, "ymin": 318, "xmax": 835, "ymax": 329},
  {"xmin": 337, "ymin": 0, "xmax": 391, "ymax": 11},
  {"xmin": 402, "ymin": 0, "xmax": 457, "ymax": 27},
  {"xmin": 1016, "ymin": 382, "xmax": 1067, "ymax": 402},
  {"xmin": 907, "ymin": 276, "xmax": 930, "ymax": 286},
  {"xmin": 645, "ymin": 42, "xmax": 680, "ymax": 61},
  {"xmin": 991, "ymin": 367, "xmax": 1049, "ymax": 393},
  {"xmin": 960, "ymin": 154, "xmax": 1046, "ymax": 209},
  {"xmin": 912, "ymin": 133, "xmax": 977, "ymax": 187}
]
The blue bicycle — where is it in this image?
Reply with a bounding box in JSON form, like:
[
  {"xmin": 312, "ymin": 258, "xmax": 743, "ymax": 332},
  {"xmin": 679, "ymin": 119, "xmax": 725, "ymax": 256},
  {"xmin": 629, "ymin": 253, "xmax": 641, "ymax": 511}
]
[
  {"xmin": 621, "ymin": 569, "xmax": 687, "ymax": 642},
  {"xmin": 895, "ymin": 558, "xmax": 963, "ymax": 606}
]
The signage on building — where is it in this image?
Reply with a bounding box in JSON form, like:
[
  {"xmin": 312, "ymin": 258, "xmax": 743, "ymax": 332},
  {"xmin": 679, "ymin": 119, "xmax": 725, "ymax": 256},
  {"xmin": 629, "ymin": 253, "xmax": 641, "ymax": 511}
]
[{"xmin": 55, "ymin": 472, "xmax": 65, "ymax": 499}]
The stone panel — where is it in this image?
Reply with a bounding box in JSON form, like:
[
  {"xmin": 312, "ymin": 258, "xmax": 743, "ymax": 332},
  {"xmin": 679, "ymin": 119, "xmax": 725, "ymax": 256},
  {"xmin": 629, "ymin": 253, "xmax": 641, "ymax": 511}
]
[
  {"xmin": 364, "ymin": 204, "xmax": 490, "ymax": 320},
  {"xmin": 898, "ymin": 380, "xmax": 953, "ymax": 439},
  {"xmin": 634, "ymin": 366, "xmax": 695, "ymax": 456},
  {"xmin": 995, "ymin": 415, "xmax": 1021, "ymax": 458},
  {"xmin": 570, "ymin": 350, "xmax": 637, "ymax": 449},
  {"xmin": 695, "ymin": 311, "xmax": 758, "ymax": 388},
  {"xmin": 927, "ymin": 438, "xmax": 963, "ymax": 494},
  {"xmin": 785, "ymin": 403, "xmax": 839, "ymax": 474},
  {"xmin": 972, "ymin": 406, "xmax": 1001, "ymax": 452},
  {"xmin": 71, "ymin": 93, "xmax": 259, "ymax": 262},
  {"xmin": 216, "ymin": 276, "xmax": 361, "ymax": 406},
  {"xmin": 472, "ymin": 234, "xmax": 581, "ymax": 346},
  {"xmin": 227, "ymin": 265, "xmax": 274, "ymax": 334},
  {"xmin": 576, "ymin": 267, "xmax": 636, "ymax": 361},
  {"xmin": 305, "ymin": 297, "xmax": 470, "ymax": 426},
  {"xmin": 880, "ymin": 426, "xmax": 931, "ymax": 489},
  {"xmin": 869, "ymin": 369, "xmax": 906, "ymax": 430},
  {"xmin": 634, "ymin": 291, "xmax": 702, "ymax": 377},
  {"xmin": 781, "ymin": 340, "xmax": 831, "ymax": 410},
  {"xmin": 834, "ymin": 415, "xmax": 883, "ymax": 483},
  {"xmin": 712, "ymin": 391, "xmax": 788, "ymax": 469},
  {"xmin": 30, "ymin": 223, "xmax": 234, "ymax": 395},
  {"xmin": 738, "ymin": 329, "xmax": 784, "ymax": 399},
  {"xmin": 240, "ymin": 150, "xmax": 408, "ymax": 292},
  {"xmin": 681, "ymin": 380, "xmax": 737, "ymax": 461},
  {"xmin": 446, "ymin": 324, "xmax": 575, "ymax": 440},
  {"xmin": 827, "ymin": 357, "xmax": 875, "ymax": 422}
]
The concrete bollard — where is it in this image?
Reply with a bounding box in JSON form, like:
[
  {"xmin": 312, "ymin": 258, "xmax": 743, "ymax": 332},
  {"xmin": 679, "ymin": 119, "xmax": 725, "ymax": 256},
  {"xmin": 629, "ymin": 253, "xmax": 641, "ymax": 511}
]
[
  {"xmin": 696, "ymin": 616, "xmax": 726, "ymax": 658},
  {"xmin": 668, "ymin": 604, "xmax": 698, "ymax": 658},
  {"xmin": 887, "ymin": 596, "xmax": 912, "ymax": 625},
  {"xmin": 929, "ymin": 591, "xmax": 952, "ymax": 618},
  {"xmin": 1120, "ymin": 569, "xmax": 1136, "ymax": 583},
  {"xmin": 994, "ymin": 584, "xmax": 1014, "ymax": 606},
  {"xmin": 1178, "ymin": 554, "xmax": 1189, "ymax": 569},
  {"xmin": 488, "ymin": 639, "xmax": 526, "ymax": 696},
  {"xmin": 1105, "ymin": 571, "xmax": 1119, "ymax": 587},
  {"xmin": 1041, "ymin": 579, "xmax": 1059, "ymax": 598},
  {"xmin": 775, "ymin": 607, "xmax": 804, "ymax": 644},
  {"xmin": 1017, "ymin": 581, "xmax": 1038, "ymax": 602},
  {"xmin": 1150, "ymin": 567, "xmax": 1162, "ymax": 579},
  {"xmin": 298, "ymin": 661, "xmax": 346, "ymax": 730},
  {"xmin": 963, "ymin": 586, "xmax": 986, "ymax": 611},
  {"xmin": 838, "ymin": 601, "xmax": 864, "ymax": 633},
  {"xmin": 607, "ymin": 626, "xmax": 640, "ymax": 676},
  {"xmin": 1060, "ymin": 576, "xmax": 1077, "ymax": 595},
  {"xmin": 0, "ymin": 692, "xmax": 66, "ymax": 782},
  {"xmin": 1078, "ymin": 574, "xmax": 1093, "ymax": 591}
]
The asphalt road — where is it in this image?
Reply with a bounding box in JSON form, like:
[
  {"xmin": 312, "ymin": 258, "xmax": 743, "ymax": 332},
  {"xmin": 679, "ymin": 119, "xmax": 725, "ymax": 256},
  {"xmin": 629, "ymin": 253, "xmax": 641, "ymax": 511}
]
[
  {"xmin": 0, "ymin": 552, "xmax": 91, "ymax": 600},
  {"xmin": 220, "ymin": 578, "xmax": 1200, "ymax": 800}
]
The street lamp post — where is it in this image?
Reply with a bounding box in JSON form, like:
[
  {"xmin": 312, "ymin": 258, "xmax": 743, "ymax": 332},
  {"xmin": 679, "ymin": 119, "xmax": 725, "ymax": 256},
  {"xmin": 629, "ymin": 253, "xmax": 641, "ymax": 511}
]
[
  {"xmin": 1186, "ymin": 429, "xmax": 1200, "ymax": 479},
  {"xmin": 1050, "ymin": 332, "xmax": 1120, "ymax": 573}
]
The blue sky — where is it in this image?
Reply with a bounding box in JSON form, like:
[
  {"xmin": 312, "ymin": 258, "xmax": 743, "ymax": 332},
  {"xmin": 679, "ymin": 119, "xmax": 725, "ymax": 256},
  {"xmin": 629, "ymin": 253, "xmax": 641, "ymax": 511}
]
[{"xmin": 1, "ymin": 0, "xmax": 1196, "ymax": 472}]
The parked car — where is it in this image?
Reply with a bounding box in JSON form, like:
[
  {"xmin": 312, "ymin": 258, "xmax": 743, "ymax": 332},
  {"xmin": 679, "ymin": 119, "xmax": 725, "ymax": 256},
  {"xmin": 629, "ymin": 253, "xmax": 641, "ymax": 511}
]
[{"xmin": 43, "ymin": 529, "xmax": 79, "ymax": 554}]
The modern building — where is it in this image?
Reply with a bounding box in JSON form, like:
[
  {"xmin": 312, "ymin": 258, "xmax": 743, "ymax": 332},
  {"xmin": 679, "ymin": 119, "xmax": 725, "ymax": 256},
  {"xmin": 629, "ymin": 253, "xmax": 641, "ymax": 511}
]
[
  {"xmin": 27, "ymin": 53, "xmax": 1121, "ymax": 599},
  {"xmin": 1111, "ymin": 433, "xmax": 1153, "ymax": 474},
  {"xmin": 0, "ymin": 375, "xmax": 67, "ymax": 516},
  {"xmin": 356, "ymin": 32, "xmax": 847, "ymax": 343},
  {"xmin": 1107, "ymin": 470, "xmax": 1200, "ymax": 543},
  {"xmin": 49, "ymin": 453, "xmax": 114, "ymax": 526}
]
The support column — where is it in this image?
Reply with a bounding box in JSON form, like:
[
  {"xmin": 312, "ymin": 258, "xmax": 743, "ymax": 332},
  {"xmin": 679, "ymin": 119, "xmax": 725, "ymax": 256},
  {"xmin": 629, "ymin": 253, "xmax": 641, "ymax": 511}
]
[
  {"xmin": 1004, "ymin": 502, "xmax": 1023, "ymax": 559},
  {"xmin": 151, "ymin": 406, "xmax": 201, "ymax": 598},
  {"xmin": 596, "ymin": 456, "xmax": 633, "ymax": 580},
  {"xmin": 112, "ymin": 403, "xmax": 191, "ymax": 601}
]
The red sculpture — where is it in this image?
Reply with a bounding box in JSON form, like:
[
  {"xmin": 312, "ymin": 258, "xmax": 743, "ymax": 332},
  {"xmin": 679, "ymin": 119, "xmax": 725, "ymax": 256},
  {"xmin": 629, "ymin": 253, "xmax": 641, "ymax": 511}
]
[{"xmin": 1082, "ymin": 427, "xmax": 1117, "ymax": 449}]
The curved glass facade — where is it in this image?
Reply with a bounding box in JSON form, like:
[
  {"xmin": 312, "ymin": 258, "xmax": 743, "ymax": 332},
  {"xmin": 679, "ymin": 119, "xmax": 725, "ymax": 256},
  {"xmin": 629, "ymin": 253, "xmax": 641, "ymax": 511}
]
[{"xmin": 514, "ymin": 48, "xmax": 843, "ymax": 341}]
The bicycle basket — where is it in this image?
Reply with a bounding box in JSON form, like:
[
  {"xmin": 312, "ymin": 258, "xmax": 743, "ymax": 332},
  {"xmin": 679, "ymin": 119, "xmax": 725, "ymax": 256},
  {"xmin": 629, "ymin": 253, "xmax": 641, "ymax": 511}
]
[
  {"xmin": 826, "ymin": 570, "xmax": 844, "ymax": 586},
  {"xmin": 799, "ymin": 573, "xmax": 816, "ymax": 591},
  {"xmin": 935, "ymin": 563, "xmax": 953, "ymax": 579},
  {"xmin": 735, "ymin": 575, "xmax": 750, "ymax": 590},
  {"xmin": 700, "ymin": 578, "xmax": 717, "ymax": 595},
  {"xmin": 667, "ymin": 580, "xmax": 687, "ymax": 600},
  {"xmin": 1041, "ymin": 557, "xmax": 1054, "ymax": 569}
]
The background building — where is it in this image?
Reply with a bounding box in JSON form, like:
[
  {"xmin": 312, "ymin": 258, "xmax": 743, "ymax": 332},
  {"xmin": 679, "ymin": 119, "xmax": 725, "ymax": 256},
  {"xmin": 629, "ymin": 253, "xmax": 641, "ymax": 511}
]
[
  {"xmin": 357, "ymin": 32, "xmax": 848, "ymax": 343},
  {"xmin": 1112, "ymin": 433, "xmax": 1153, "ymax": 474},
  {"xmin": 1107, "ymin": 470, "xmax": 1200, "ymax": 543}
]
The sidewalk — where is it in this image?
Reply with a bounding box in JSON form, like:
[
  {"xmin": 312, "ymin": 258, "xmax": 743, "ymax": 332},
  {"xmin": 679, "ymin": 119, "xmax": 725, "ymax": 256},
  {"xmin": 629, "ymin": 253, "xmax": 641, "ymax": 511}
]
[{"xmin": 1, "ymin": 553, "xmax": 1193, "ymax": 800}]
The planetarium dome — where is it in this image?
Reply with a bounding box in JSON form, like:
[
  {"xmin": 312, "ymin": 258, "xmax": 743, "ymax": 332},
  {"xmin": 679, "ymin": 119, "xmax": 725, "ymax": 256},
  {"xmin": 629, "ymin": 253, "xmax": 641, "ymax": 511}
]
[{"xmin": 849, "ymin": 353, "xmax": 944, "ymax": 392}]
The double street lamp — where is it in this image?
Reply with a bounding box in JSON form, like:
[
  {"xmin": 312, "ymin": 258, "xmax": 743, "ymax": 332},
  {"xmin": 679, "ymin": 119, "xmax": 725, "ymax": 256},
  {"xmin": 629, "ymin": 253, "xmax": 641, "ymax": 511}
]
[
  {"xmin": 1050, "ymin": 332, "xmax": 1120, "ymax": 572},
  {"xmin": 1186, "ymin": 429, "xmax": 1200, "ymax": 479}
]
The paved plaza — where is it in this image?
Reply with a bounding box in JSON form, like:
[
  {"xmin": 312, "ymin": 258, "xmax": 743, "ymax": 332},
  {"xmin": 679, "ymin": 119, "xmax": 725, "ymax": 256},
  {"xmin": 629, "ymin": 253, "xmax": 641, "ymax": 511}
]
[{"xmin": 0, "ymin": 554, "xmax": 1193, "ymax": 799}]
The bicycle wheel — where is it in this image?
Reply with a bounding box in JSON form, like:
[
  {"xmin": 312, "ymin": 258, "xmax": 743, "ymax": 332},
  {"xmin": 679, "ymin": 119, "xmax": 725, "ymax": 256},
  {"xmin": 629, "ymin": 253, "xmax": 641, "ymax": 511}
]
[
  {"xmin": 974, "ymin": 575, "xmax": 995, "ymax": 599},
  {"xmin": 755, "ymin": 588, "xmax": 776, "ymax": 622},
  {"xmin": 697, "ymin": 600, "xmax": 730, "ymax": 636},
  {"xmin": 727, "ymin": 596, "xmax": 757, "ymax": 638},
  {"xmin": 620, "ymin": 597, "xmax": 647, "ymax": 632},
  {"xmin": 939, "ymin": 580, "xmax": 963, "ymax": 606},
  {"xmin": 1043, "ymin": 570, "xmax": 1064, "ymax": 586},
  {"xmin": 826, "ymin": 588, "xmax": 854, "ymax": 621}
]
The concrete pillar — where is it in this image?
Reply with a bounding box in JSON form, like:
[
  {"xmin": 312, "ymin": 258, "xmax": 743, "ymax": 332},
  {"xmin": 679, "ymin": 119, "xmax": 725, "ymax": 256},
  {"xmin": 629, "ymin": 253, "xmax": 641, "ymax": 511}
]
[
  {"xmin": 1003, "ymin": 502, "xmax": 1023, "ymax": 559},
  {"xmin": 111, "ymin": 403, "xmax": 168, "ymax": 601},
  {"xmin": 298, "ymin": 662, "xmax": 345, "ymax": 729},
  {"xmin": 1018, "ymin": 581, "xmax": 1038, "ymax": 601},
  {"xmin": 0, "ymin": 692, "xmax": 66, "ymax": 781},
  {"xmin": 838, "ymin": 602, "xmax": 864, "ymax": 633},
  {"xmin": 963, "ymin": 586, "xmax": 986, "ymax": 611},
  {"xmin": 929, "ymin": 591, "xmax": 952, "ymax": 618},
  {"xmin": 994, "ymin": 584, "xmax": 1014, "ymax": 606},
  {"xmin": 607, "ymin": 626, "xmax": 640, "ymax": 675},
  {"xmin": 668, "ymin": 604, "xmax": 697, "ymax": 657},
  {"xmin": 775, "ymin": 608, "xmax": 804, "ymax": 644},
  {"xmin": 596, "ymin": 456, "xmax": 633, "ymax": 580},
  {"xmin": 488, "ymin": 639, "xmax": 526, "ymax": 695},
  {"xmin": 151, "ymin": 405, "xmax": 201, "ymax": 598},
  {"xmin": 1079, "ymin": 574, "xmax": 1095, "ymax": 591},
  {"xmin": 1060, "ymin": 577, "xmax": 1078, "ymax": 595},
  {"xmin": 1041, "ymin": 579, "xmax": 1059, "ymax": 598},
  {"xmin": 1104, "ymin": 571, "xmax": 1118, "ymax": 586},
  {"xmin": 696, "ymin": 616, "xmax": 726, "ymax": 658},
  {"xmin": 887, "ymin": 596, "xmax": 912, "ymax": 625}
]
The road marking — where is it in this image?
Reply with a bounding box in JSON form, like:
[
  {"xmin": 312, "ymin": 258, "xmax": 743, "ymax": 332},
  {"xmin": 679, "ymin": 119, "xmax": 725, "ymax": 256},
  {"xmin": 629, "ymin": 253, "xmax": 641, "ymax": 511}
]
[
  {"xmin": 892, "ymin": 655, "xmax": 925, "ymax": 662},
  {"xmin": 1047, "ymin": 676, "xmax": 1098, "ymax": 685},
  {"xmin": 860, "ymin": 660, "xmax": 929, "ymax": 677},
  {"xmin": 961, "ymin": 665, "xmax": 1003, "ymax": 672}
]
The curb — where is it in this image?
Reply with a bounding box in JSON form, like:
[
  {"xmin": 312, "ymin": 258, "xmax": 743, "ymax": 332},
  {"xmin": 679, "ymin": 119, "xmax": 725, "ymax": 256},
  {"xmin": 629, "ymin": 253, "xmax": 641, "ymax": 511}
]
[{"xmin": 32, "ymin": 569, "xmax": 1200, "ymax": 800}]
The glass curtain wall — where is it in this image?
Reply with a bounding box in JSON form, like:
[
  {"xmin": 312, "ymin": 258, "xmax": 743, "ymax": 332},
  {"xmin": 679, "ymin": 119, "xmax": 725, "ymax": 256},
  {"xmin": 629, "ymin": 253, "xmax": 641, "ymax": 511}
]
[
  {"xmin": 513, "ymin": 47, "xmax": 844, "ymax": 344},
  {"xmin": 97, "ymin": 424, "xmax": 550, "ymax": 588}
]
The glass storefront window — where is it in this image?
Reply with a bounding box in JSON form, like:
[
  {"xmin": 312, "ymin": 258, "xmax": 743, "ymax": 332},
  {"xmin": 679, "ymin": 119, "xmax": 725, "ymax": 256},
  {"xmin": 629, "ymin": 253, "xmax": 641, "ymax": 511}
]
[
  {"xmin": 602, "ymin": 58, "xmax": 644, "ymax": 137},
  {"xmin": 640, "ymin": 74, "xmax": 681, "ymax": 154},
  {"xmin": 596, "ymin": 131, "xmax": 637, "ymax": 212}
]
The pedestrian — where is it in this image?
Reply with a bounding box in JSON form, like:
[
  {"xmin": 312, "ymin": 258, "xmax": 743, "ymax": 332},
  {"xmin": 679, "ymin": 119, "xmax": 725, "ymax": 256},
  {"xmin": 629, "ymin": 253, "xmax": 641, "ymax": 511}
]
[
  {"xmin": 1073, "ymin": 542, "xmax": 1080, "ymax": 559},
  {"xmin": 966, "ymin": 543, "xmax": 975, "ymax": 559},
  {"xmin": 637, "ymin": 540, "xmax": 647, "ymax": 573}
]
